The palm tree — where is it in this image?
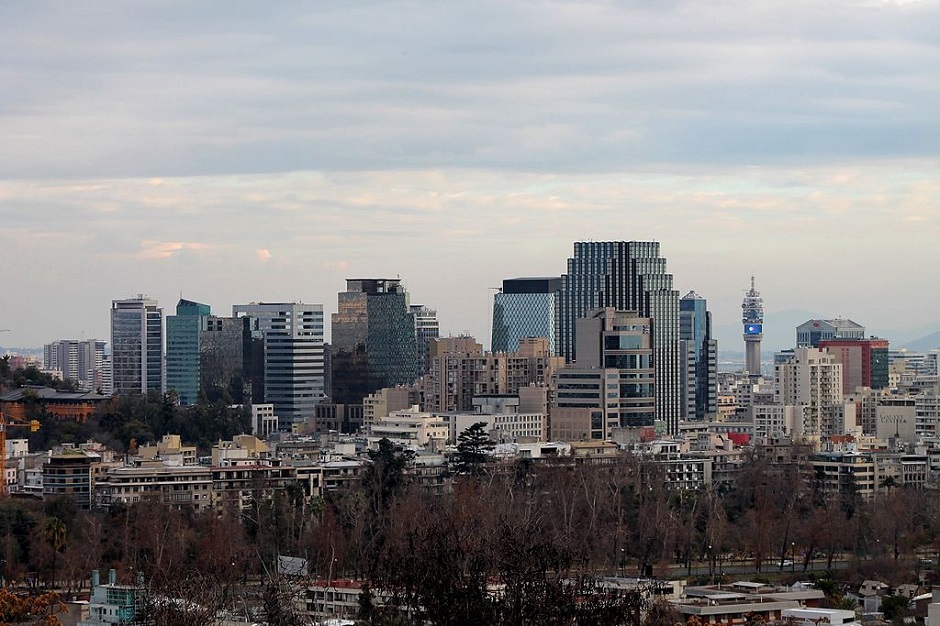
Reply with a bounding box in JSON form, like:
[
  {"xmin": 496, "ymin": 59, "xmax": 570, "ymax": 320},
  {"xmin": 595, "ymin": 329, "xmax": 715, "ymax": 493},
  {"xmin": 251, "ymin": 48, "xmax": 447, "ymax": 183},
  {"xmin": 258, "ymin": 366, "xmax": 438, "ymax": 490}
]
[{"xmin": 42, "ymin": 516, "xmax": 67, "ymax": 589}]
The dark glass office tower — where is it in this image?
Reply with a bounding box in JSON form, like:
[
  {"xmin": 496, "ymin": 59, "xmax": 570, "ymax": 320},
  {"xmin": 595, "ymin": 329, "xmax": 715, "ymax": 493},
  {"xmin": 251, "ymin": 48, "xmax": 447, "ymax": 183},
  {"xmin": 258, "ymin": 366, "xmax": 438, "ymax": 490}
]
[
  {"xmin": 680, "ymin": 291, "xmax": 718, "ymax": 420},
  {"xmin": 331, "ymin": 279, "xmax": 419, "ymax": 405},
  {"xmin": 491, "ymin": 277, "xmax": 561, "ymax": 354},
  {"xmin": 111, "ymin": 296, "xmax": 163, "ymax": 396},
  {"xmin": 558, "ymin": 241, "xmax": 681, "ymax": 434}
]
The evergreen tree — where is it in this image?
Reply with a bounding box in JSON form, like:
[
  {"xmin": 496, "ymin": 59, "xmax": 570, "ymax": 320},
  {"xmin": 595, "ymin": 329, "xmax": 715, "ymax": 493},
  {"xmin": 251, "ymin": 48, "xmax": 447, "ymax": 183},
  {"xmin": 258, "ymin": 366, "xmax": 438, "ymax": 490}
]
[{"xmin": 452, "ymin": 422, "xmax": 495, "ymax": 477}]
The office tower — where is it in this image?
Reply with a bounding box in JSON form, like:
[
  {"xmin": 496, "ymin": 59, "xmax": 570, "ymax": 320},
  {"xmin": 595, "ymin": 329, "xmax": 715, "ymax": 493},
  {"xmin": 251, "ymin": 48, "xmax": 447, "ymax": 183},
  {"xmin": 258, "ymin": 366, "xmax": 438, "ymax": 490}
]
[
  {"xmin": 43, "ymin": 339, "xmax": 107, "ymax": 392},
  {"xmin": 574, "ymin": 308, "xmax": 655, "ymax": 430},
  {"xmin": 742, "ymin": 277, "xmax": 763, "ymax": 376},
  {"xmin": 818, "ymin": 337, "xmax": 889, "ymax": 394},
  {"xmin": 200, "ymin": 315, "xmax": 256, "ymax": 404},
  {"xmin": 558, "ymin": 241, "xmax": 681, "ymax": 434},
  {"xmin": 110, "ymin": 296, "xmax": 163, "ymax": 396},
  {"xmin": 165, "ymin": 299, "xmax": 211, "ymax": 405},
  {"xmin": 796, "ymin": 318, "xmax": 865, "ymax": 348},
  {"xmin": 232, "ymin": 302, "xmax": 325, "ymax": 429},
  {"xmin": 491, "ymin": 277, "xmax": 561, "ymax": 354},
  {"xmin": 410, "ymin": 304, "xmax": 440, "ymax": 376},
  {"xmin": 331, "ymin": 279, "xmax": 418, "ymax": 406},
  {"xmin": 680, "ymin": 291, "xmax": 718, "ymax": 420}
]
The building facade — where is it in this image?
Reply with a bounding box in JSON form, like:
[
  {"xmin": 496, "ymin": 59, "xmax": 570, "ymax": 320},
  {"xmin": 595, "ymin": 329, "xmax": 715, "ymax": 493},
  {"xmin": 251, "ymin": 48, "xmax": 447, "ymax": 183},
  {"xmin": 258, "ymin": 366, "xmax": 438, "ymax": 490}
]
[
  {"xmin": 796, "ymin": 318, "xmax": 865, "ymax": 348},
  {"xmin": 558, "ymin": 241, "xmax": 681, "ymax": 434},
  {"xmin": 165, "ymin": 298, "xmax": 211, "ymax": 405},
  {"xmin": 42, "ymin": 339, "xmax": 107, "ymax": 392},
  {"xmin": 680, "ymin": 291, "xmax": 718, "ymax": 420},
  {"xmin": 232, "ymin": 302, "xmax": 326, "ymax": 429},
  {"xmin": 491, "ymin": 277, "xmax": 561, "ymax": 354},
  {"xmin": 410, "ymin": 304, "xmax": 440, "ymax": 376},
  {"xmin": 110, "ymin": 296, "xmax": 163, "ymax": 396},
  {"xmin": 818, "ymin": 338, "xmax": 889, "ymax": 394},
  {"xmin": 331, "ymin": 279, "xmax": 419, "ymax": 405}
]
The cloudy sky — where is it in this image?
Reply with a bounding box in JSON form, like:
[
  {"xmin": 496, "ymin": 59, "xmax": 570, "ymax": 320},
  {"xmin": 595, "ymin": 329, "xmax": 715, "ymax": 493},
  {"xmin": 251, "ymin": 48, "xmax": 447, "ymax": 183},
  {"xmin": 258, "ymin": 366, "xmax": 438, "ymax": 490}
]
[{"xmin": 1, "ymin": 0, "xmax": 937, "ymax": 352}]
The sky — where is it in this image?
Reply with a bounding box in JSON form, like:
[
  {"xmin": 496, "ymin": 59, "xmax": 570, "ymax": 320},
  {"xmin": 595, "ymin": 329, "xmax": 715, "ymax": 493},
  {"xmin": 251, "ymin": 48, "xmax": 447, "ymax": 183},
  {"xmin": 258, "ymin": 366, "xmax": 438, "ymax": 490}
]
[{"xmin": 1, "ymin": 0, "xmax": 938, "ymax": 352}]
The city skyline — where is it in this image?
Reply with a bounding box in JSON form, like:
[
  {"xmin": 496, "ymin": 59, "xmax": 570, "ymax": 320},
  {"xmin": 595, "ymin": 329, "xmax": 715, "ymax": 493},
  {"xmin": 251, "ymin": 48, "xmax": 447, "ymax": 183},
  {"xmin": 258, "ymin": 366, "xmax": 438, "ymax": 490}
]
[{"xmin": 1, "ymin": 1, "xmax": 938, "ymax": 349}]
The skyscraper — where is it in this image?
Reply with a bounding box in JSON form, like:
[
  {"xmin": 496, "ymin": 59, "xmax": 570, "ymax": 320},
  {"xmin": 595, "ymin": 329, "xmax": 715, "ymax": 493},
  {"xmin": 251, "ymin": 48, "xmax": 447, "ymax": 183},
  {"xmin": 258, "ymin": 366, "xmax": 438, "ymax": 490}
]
[
  {"xmin": 742, "ymin": 277, "xmax": 763, "ymax": 376},
  {"xmin": 111, "ymin": 296, "xmax": 164, "ymax": 396},
  {"xmin": 575, "ymin": 308, "xmax": 655, "ymax": 430},
  {"xmin": 491, "ymin": 277, "xmax": 560, "ymax": 354},
  {"xmin": 232, "ymin": 302, "xmax": 325, "ymax": 429},
  {"xmin": 558, "ymin": 241, "xmax": 681, "ymax": 434},
  {"xmin": 330, "ymin": 279, "xmax": 418, "ymax": 406},
  {"xmin": 410, "ymin": 304, "xmax": 440, "ymax": 376},
  {"xmin": 165, "ymin": 298, "xmax": 211, "ymax": 405},
  {"xmin": 680, "ymin": 291, "xmax": 718, "ymax": 420}
]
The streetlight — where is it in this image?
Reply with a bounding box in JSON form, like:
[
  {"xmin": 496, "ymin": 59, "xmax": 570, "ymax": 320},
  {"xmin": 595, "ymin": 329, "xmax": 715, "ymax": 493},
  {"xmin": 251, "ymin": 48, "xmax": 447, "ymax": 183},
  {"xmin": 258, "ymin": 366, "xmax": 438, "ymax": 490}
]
[
  {"xmin": 620, "ymin": 549, "xmax": 625, "ymax": 577},
  {"xmin": 791, "ymin": 542, "xmax": 796, "ymax": 573}
]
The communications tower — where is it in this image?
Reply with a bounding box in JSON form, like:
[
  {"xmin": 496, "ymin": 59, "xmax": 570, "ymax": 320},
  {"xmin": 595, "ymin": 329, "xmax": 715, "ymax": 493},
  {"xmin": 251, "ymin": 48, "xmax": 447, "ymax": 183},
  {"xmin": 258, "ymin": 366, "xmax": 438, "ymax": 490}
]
[{"xmin": 742, "ymin": 276, "xmax": 763, "ymax": 376}]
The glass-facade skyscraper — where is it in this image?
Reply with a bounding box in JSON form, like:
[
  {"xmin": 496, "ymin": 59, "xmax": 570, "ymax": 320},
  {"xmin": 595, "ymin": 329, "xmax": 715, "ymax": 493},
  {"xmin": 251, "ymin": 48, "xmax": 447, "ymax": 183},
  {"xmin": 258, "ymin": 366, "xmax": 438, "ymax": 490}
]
[
  {"xmin": 410, "ymin": 304, "xmax": 440, "ymax": 376},
  {"xmin": 166, "ymin": 298, "xmax": 211, "ymax": 405},
  {"xmin": 232, "ymin": 302, "xmax": 325, "ymax": 429},
  {"xmin": 111, "ymin": 296, "xmax": 164, "ymax": 396},
  {"xmin": 679, "ymin": 291, "xmax": 717, "ymax": 420},
  {"xmin": 491, "ymin": 277, "xmax": 560, "ymax": 354},
  {"xmin": 558, "ymin": 241, "xmax": 681, "ymax": 434},
  {"xmin": 331, "ymin": 279, "xmax": 419, "ymax": 406}
]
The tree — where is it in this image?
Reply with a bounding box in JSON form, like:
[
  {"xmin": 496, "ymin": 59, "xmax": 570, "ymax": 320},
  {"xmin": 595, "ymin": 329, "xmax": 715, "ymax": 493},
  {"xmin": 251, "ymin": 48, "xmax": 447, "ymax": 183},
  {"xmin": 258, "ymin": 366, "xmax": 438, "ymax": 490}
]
[
  {"xmin": 0, "ymin": 588, "xmax": 65, "ymax": 625},
  {"xmin": 452, "ymin": 422, "xmax": 495, "ymax": 477},
  {"xmin": 40, "ymin": 518, "xmax": 66, "ymax": 590}
]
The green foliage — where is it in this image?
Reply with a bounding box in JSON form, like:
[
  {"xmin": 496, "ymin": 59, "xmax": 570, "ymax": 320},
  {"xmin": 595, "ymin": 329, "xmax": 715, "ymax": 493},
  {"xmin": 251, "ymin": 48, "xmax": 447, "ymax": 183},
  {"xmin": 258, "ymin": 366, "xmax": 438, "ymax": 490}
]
[
  {"xmin": 881, "ymin": 593, "xmax": 910, "ymax": 621},
  {"xmin": 451, "ymin": 421, "xmax": 495, "ymax": 477},
  {"xmin": 364, "ymin": 439, "xmax": 414, "ymax": 516}
]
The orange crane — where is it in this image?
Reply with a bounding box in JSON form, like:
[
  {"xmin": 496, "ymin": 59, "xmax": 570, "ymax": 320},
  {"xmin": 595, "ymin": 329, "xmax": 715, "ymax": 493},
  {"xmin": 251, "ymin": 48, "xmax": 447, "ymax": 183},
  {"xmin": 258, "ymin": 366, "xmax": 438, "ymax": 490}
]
[{"xmin": 0, "ymin": 411, "xmax": 40, "ymax": 496}]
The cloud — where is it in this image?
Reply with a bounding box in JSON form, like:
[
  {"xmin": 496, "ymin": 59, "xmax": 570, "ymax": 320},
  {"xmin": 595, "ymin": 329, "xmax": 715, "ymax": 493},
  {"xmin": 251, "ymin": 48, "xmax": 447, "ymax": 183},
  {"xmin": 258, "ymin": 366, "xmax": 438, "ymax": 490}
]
[
  {"xmin": 255, "ymin": 248, "xmax": 272, "ymax": 263},
  {"xmin": 138, "ymin": 240, "xmax": 210, "ymax": 260}
]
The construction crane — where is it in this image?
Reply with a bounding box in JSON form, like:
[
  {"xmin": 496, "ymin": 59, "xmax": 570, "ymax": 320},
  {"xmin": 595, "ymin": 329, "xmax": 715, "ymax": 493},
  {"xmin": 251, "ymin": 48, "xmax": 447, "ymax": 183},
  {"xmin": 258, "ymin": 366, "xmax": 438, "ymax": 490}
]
[{"xmin": 0, "ymin": 411, "xmax": 40, "ymax": 496}]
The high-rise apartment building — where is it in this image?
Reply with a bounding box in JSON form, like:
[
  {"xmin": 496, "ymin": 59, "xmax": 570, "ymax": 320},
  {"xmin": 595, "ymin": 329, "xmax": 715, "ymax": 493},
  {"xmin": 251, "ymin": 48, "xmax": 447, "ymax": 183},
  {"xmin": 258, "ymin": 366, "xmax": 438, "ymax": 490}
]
[
  {"xmin": 742, "ymin": 277, "xmax": 763, "ymax": 376},
  {"xmin": 424, "ymin": 336, "xmax": 562, "ymax": 414},
  {"xmin": 232, "ymin": 302, "xmax": 325, "ymax": 429},
  {"xmin": 331, "ymin": 279, "xmax": 419, "ymax": 406},
  {"xmin": 165, "ymin": 299, "xmax": 211, "ymax": 405},
  {"xmin": 775, "ymin": 347, "xmax": 845, "ymax": 438},
  {"xmin": 43, "ymin": 339, "xmax": 107, "ymax": 392},
  {"xmin": 680, "ymin": 291, "xmax": 718, "ymax": 420},
  {"xmin": 410, "ymin": 304, "xmax": 440, "ymax": 376},
  {"xmin": 111, "ymin": 296, "xmax": 163, "ymax": 396},
  {"xmin": 558, "ymin": 241, "xmax": 681, "ymax": 434},
  {"xmin": 491, "ymin": 277, "xmax": 561, "ymax": 354}
]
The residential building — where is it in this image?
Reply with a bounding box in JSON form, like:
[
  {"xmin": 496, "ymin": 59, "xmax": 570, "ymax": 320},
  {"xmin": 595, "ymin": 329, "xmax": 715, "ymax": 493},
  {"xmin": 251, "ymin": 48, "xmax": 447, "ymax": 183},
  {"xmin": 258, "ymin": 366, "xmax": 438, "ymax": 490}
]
[
  {"xmin": 165, "ymin": 298, "xmax": 211, "ymax": 405},
  {"xmin": 43, "ymin": 448, "xmax": 100, "ymax": 510},
  {"xmin": 136, "ymin": 433, "xmax": 197, "ymax": 465},
  {"xmin": 370, "ymin": 405, "xmax": 448, "ymax": 449},
  {"xmin": 331, "ymin": 279, "xmax": 419, "ymax": 405},
  {"xmin": 680, "ymin": 291, "xmax": 718, "ymax": 420},
  {"xmin": 362, "ymin": 386, "xmax": 416, "ymax": 435},
  {"xmin": 818, "ymin": 338, "xmax": 890, "ymax": 394},
  {"xmin": 232, "ymin": 302, "xmax": 326, "ymax": 429},
  {"xmin": 110, "ymin": 296, "xmax": 163, "ymax": 395},
  {"xmin": 775, "ymin": 347, "xmax": 844, "ymax": 439},
  {"xmin": 424, "ymin": 336, "xmax": 562, "ymax": 413},
  {"xmin": 42, "ymin": 339, "xmax": 107, "ymax": 392},
  {"xmin": 95, "ymin": 461, "xmax": 213, "ymax": 510},
  {"xmin": 491, "ymin": 277, "xmax": 561, "ymax": 354},
  {"xmin": 558, "ymin": 241, "xmax": 681, "ymax": 435}
]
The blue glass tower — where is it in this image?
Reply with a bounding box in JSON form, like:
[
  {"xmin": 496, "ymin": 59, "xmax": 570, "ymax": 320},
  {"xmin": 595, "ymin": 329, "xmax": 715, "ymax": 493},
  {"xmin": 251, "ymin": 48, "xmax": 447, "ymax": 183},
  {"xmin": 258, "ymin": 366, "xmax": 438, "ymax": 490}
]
[
  {"xmin": 166, "ymin": 298, "xmax": 211, "ymax": 405},
  {"xmin": 491, "ymin": 277, "xmax": 561, "ymax": 354},
  {"xmin": 680, "ymin": 291, "xmax": 717, "ymax": 420}
]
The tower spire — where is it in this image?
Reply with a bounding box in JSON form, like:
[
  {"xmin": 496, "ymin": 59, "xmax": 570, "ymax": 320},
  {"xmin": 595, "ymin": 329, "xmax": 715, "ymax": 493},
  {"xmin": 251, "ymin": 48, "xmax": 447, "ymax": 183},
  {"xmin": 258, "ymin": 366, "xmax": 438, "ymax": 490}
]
[{"xmin": 742, "ymin": 277, "xmax": 764, "ymax": 376}]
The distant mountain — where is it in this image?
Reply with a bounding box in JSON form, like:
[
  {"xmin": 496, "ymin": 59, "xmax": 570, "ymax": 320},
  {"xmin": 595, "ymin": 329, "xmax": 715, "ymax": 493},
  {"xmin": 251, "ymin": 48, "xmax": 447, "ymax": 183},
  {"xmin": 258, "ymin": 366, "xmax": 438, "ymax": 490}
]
[{"xmin": 900, "ymin": 331, "xmax": 940, "ymax": 353}]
